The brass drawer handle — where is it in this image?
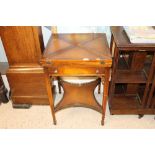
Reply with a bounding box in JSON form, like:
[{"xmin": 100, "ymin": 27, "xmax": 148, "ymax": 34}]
[
  {"xmin": 96, "ymin": 69, "xmax": 99, "ymax": 73},
  {"xmin": 54, "ymin": 69, "xmax": 58, "ymax": 73},
  {"xmin": 46, "ymin": 61, "xmax": 51, "ymax": 64},
  {"xmin": 100, "ymin": 61, "xmax": 105, "ymax": 65}
]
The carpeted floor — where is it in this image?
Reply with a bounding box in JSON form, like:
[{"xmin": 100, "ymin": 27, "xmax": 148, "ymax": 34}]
[{"xmin": 0, "ymin": 93, "xmax": 155, "ymax": 129}]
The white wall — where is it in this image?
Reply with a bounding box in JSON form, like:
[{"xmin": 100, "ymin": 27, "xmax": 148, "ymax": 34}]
[
  {"xmin": 57, "ymin": 26, "xmax": 111, "ymax": 43},
  {"xmin": 0, "ymin": 38, "xmax": 9, "ymax": 92},
  {"xmin": 0, "ymin": 38, "xmax": 8, "ymax": 62}
]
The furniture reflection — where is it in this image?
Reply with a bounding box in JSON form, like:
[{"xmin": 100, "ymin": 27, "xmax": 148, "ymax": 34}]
[
  {"xmin": 41, "ymin": 33, "xmax": 112, "ymax": 125},
  {"xmin": 109, "ymin": 26, "xmax": 155, "ymax": 117}
]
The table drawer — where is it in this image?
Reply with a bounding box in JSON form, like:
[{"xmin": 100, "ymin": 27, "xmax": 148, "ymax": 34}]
[{"xmin": 48, "ymin": 66, "xmax": 105, "ymax": 76}]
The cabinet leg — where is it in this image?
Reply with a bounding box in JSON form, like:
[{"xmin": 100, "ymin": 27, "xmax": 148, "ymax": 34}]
[{"xmin": 138, "ymin": 114, "xmax": 144, "ymax": 119}]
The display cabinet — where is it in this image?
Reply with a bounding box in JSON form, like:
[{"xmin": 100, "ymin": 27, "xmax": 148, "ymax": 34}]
[{"xmin": 109, "ymin": 26, "xmax": 155, "ymax": 116}]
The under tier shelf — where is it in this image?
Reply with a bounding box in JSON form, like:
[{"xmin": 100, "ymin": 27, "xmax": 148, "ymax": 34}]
[
  {"xmin": 115, "ymin": 70, "xmax": 147, "ymax": 83},
  {"xmin": 109, "ymin": 95, "xmax": 142, "ymax": 114},
  {"xmin": 110, "ymin": 95, "xmax": 141, "ymax": 110},
  {"xmin": 109, "ymin": 94, "xmax": 155, "ymax": 114}
]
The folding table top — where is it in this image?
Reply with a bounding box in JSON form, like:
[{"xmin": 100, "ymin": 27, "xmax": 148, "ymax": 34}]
[{"xmin": 41, "ymin": 33, "xmax": 112, "ymax": 67}]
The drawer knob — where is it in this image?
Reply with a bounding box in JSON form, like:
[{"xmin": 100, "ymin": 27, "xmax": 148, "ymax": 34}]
[
  {"xmin": 54, "ymin": 70, "xmax": 58, "ymax": 73},
  {"xmin": 100, "ymin": 61, "xmax": 105, "ymax": 65},
  {"xmin": 46, "ymin": 61, "xmax": 51, "ymax": 64},
  {"xmin": 96, "ymin": 69, "xmax": 99, "ymax": 73}
]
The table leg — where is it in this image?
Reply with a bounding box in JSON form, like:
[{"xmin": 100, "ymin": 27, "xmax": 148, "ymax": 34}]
[
  {"xmin": 101, "ymin": 68, "xmax": 110, "ymax": 125},
  {"xmin": 44, "ymin": 70, "xmax": 56, "ymax": 125},
  {"xmin": 57, "ymin": 77, "xmax": 62, "ymax": 94},
  {"xmin": 98, "ymin": 79, "xmax": 101, "ymax": 94}
]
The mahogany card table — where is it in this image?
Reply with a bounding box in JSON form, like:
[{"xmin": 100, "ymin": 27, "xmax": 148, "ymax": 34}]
[{"xmin": 41, "ymin": 33, "xmax": 112, "ymax": 125}]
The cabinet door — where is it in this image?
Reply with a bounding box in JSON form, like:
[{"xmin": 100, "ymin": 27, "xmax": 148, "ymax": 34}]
[{"xmin": 0, "ymin": 26, "xmax": 44, "ymax": 65}]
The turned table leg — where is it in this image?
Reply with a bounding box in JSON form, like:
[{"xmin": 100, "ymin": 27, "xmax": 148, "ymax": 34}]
[
  {"xmin": 101, "ymin": 68, "xmax": 110, "ymax": 125},
  {"xmin": 98, "ymin": 79, "xmax": 101, "ymax": 94},
  {"xmin": 44, "ymin": 69, "xmax": 56, "ymax": 125},
  {"xmin": 57, "ymin": 77, "xmax": 62, "ymax": 94}
]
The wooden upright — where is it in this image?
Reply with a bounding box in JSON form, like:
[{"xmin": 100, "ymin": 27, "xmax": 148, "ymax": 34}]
[{"xmin": 0, "ymin": 26, "xmax": 49, "ymax": 107}]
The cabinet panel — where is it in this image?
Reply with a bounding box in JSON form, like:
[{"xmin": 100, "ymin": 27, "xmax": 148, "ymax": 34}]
[
  {"xmin": 7, "ymin": 67, "xmax": 49, "ymax": 105},
  {"xmin": 0, "ymin": 26, "xmax": 44, "ymax": 65}
]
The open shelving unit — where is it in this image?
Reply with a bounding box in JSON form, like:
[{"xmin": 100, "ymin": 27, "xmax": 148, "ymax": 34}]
[{"xmin": 109, "ymin": 26, "xmax": 155, "ymax": 116}]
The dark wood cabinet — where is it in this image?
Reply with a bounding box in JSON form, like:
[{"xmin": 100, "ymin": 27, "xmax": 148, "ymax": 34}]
[
  {"xmin": 109, "ymin": 26, "xmax": 155, "ymax": 116},
  {"xmin": 0, "ymin": 26, "xmax": 48, "ymax": 107}
]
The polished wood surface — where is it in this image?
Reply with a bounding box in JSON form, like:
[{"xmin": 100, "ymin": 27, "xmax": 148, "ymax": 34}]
[
  {"xmin": 0, "ymin": 26, "xmax": 44, "ymax": 65},
  {"xmin": 7, "ymin": 67, "xmax": 48, "ymax": 105},
  {"xmin": 0, "ymin": 26, "xmax": 48, "ymax": 107},
  {"xmin": 109, "ymin": 26, "xmax": 155, "ymax": 116},
  {"xmin": 41, "ymin": 33, "xmax": 112, "ymax": 125},
  {"xmin": 55, "ymin": 78, "xmax": 102, "ymax": 113},
  {"xmin": 41, "ymin": 33, "xmax": 111, "ymax": 66}
]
